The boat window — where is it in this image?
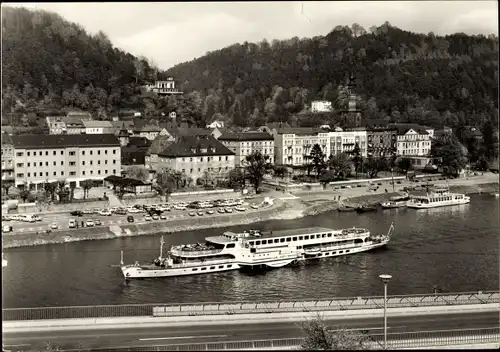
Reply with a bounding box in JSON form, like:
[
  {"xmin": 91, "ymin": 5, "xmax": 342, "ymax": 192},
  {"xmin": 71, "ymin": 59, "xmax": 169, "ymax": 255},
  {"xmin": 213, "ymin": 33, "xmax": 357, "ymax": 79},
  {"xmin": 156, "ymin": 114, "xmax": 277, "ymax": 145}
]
[
  {"xmin": 192, "ymin": 268, "xmax": 198, "ymax": 271},
  {"xmin": 249, "ymin": 241, "xmax": 254, "ymax": 246},
  {"xmin": 322, "ymin": 234, "xmax": 326, "ymax": 238},
  {"xmin": 261, "ymin": 240, "xmax": 267, "ymax": 245},
  {"xmin": 201, "ymin": 267, "xmax": 207, "ymax": 271},
  {"xmin": 325, "ymin": 252, "xmax": 329, "ymax": 255},
  {"xmin": 297, "ymin": 246, "xmax": 302, "ymax": 249},
  {"xmin": 304, "ymin": 235, "xmax": 309, "ymax": 240},
  {"xmin": 299, "ymin": 236, "xmax": 303, "ymax": 240},
  {"xmin": 210, "ymin": 266, "xmax": 215, "ymax": 269},
  {"xmin": 332, "ymin": 251, "xmax": 336, "ymax": 255},
  {"xmin": 227, "ymin": 264, "xmax": 232, "ymax": 268},
  {"xmin": 293, "ymin": 237, "xmax": 297, "ymax": 241},
  {"xmin": 280, "ymin": 238, "xmax": 285, "ymax": 242},
  {"xmin": 286, "ymin": 237, "xmax": 291, "ymax": 242},
  {"xmin": 346, "ymin": 250, "xmax": 350, "ymax": 253},
  {"xmin": 316, "ymin": 234, "xmax": 321, "ymax": 238},
  {"xmin": 274, "ymin": 239, "xmax": 279, "ymax": 243},
  {"xmin": 318, "ymin": 253, "xmax": 322, "ymax": 256},
  {"xmin": 226, "ymin": 243, "xmax": 236, "ymax": 249},
  {"xmin": 328, "ymin": 233, "xmax": 332, "ymax": 237},
  {"xmin": 354, "ymin": 239, "xmax": 363, "ymax": 244},
  {"xmin": 339, "ymin": 251, "xmax": 343, "ymax": 254},
  {"xmin": 255, "ymin": 241, "xmax": 261, "ymax": 245},
  {"xmin": 218, "ymin": 265, "xmax": 224, "ymax": 268},
  {"xmin": 250, "ymin": 248, "xmax": 256, "ymax": 253}
]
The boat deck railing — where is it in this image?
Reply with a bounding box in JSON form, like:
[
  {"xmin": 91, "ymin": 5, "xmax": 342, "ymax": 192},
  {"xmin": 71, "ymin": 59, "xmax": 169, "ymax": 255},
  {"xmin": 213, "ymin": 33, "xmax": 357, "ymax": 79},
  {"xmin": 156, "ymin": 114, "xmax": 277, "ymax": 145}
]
[
  {"xmin": 168, "ymin": 258, "xmax": 235, "ymax": 268},
  {"xmin": 170, "ymin": 248, "xmax": 223, "ymax": 257}
]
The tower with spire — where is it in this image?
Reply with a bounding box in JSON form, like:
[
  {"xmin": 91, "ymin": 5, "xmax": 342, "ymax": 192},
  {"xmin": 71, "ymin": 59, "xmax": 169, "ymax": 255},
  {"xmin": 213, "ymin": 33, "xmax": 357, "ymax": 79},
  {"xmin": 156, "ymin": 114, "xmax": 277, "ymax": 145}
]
[{"xmin": 341, "ymin": 73, "xmax": 362, "ymax": 128}]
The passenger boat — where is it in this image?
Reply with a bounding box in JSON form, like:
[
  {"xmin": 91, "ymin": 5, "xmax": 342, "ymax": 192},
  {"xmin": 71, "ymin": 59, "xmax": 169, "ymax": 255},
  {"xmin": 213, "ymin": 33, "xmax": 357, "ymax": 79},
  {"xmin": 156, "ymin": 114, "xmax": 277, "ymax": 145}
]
[
  {"xmin": 381, "ymin": 194, "xmax": 410, "ymax": 209},
  {"xmin": 407, "ymin": 186, "xmax": 470, "ymax": 209},
  {"xmin": 120, "ymin": 223, "xmax": 395, "ymax": 279}
]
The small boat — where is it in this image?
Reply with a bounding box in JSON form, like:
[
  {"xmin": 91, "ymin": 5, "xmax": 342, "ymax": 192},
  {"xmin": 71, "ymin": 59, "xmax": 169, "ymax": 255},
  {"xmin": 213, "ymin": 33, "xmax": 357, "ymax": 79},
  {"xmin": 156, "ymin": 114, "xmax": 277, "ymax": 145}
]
[
  {"xmin": 356, "ymin": 205, "xmax": 378, "ymax": 213},
  {"xmin": 338, "ymin": 206, "xmax": 356, "ymax": 212}
]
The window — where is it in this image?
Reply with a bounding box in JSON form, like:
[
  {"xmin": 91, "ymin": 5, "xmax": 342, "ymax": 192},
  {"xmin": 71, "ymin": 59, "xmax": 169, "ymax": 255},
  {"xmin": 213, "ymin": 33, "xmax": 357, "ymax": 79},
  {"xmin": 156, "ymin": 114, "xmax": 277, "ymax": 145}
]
[
  {"xmin": 210, "ymin": 266, "xmax": 215, "ymax": 270},
  {"xmin": 69, "ymin": 151, "xmax": 75, "ymax": 156},
  {"xmin": 293, "ymin": 237, "xmax": 297, "ymax": 241},
  {"xmin": 90, "ymin": 170, "xmax": 93, "ymax": 175},
  {"xmin": 61, "ymin": 151, "xmax": 63, "ymax": 155},
  {"xmin": 113, "ymin": 149, "xmax": 116, "ymax": 155},
  {"xmin": 105, "ymin": 170, "xmax": 108, "ymax": 174},
  {"xmin": 61, "ymin": 161, "xmax": 64, "ymax": 166},
  {"xmin": 218, "ymin": 265, "xmax": 224, "ymax": 269},
  {"xmin": 219, "ymin": 156, "xmax": 222, "ymax": 161},
  {"xmin": 16, "ymin": 152, "xmax": 23, "ymax": 157},
  {"xmin": 305, "ymin": 235, "xmax": 309, "ymax": 240},
  {"xmin": 16, "ymin": 163, "xmax": 23, "ymax": 168},
  {"xmin": 262, "ymin": 240, "xmax": 267, "ymax": 245},
  {"xmin": 98, "ymin": 170, "xmax": 101, "ymax": 175},
  {"xmin": 227, "ymin": 264, "xmax": 232, "ymax": 268},
  {"xmin": 113, "ymin": 160, "xmax": 116, "ymax": 164},
  {"xmin": 46, "ymin": 172, "xmax": 48, "ymax": 176},
  {"xmin": 82, "ymin": 171, "xmax": 86, "ymax": 175},
  {"xmin": 201, "ymin": 267, "xmax": 207, "ymax": 271},
  {"xmin": 286, "ymin": 237, "xmax": 291, "ymax": 242},
  {"xmin": 53, "ymin": 172, "xmax": 56, "ymax": 176},
  {"xmin": 82, "ymin": 161, "xmax": 85, "ymax": 165},
  {"xmin": 299, "ymin": 236, "xmax": 303, "ymax": 240},
  {"xmin": 39, "ymin": 162, "xmax": 43, "ymax": 166},
  {"xmin": 34, "ymin": 152, "xmax": 37, "ymax": 156},
  {"xmin": 105, "ymin": 150, "xmax": 108, "ymax": 155},
  {"xmin": 46, "ymin": 162, "xmax": 49, "ymax": 166},
  {"xmin": 274, "ymin": 239, "xmax": 279, "ymax": 243},
  {"xmin": 113, "ymin": 169, "xmax": 116, "ymax": 174},
  {"xmin": 90, "ymin": 150, "xmax": 93, "ymax": 155},
  {"xmin": 105, "ymin": 160, "xmax": 108, "ymax": 164},
  {"xmin": 33, "ymin": 172, "xmax": 37, "ymax": 177},
  {"xmin": 98, "ymin": 150, "xmax": 101, "ymax": 155},
  {"xmin": 90, "ymin": 161, "xmax": 93, "ymax": 165},
  {"xmin": 280, "ymin": 238, "xmax": 285, "ymax": 243},
  {"xmin": 69, "ymin": 162, "xmax": 75, "ymax": 166},
  {"xmin": 27, "ymin": 152, "xmax": 31, "ymax": 156},
  {"xmin": 98, "ymin": 160, "xmax": 101, "ymax": 165},
  {"xmin": 45, "ymin": 151, "xmax": 49, "ymax": 156},
  {"xmin": 61, "ymin": 171, "xmax": 64, "ymax": 176},
  {"xmin": 192, "ymin": 268, "xmax": 198, "ymax": 271},
  {"xmin": 82, "ymin": 151, "xmax": 85, "ymax": 155},
  {"xmin": 27, "ymin": 162, "xmax": 30, "ymax": 167}
]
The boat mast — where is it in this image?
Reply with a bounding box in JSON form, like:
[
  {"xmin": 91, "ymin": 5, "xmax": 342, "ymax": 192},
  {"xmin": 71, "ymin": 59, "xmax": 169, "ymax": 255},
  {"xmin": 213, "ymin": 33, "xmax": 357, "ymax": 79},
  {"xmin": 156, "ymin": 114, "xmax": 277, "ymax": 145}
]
[{"xmin": 159, "ymin": 236, "xmax": 165, "ymax": 260}]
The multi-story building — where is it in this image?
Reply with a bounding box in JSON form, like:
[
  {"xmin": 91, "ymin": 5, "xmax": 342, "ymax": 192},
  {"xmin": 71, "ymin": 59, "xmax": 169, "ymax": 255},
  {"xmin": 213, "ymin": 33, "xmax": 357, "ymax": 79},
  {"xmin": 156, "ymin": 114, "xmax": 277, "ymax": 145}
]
[
  {"xmin": 311, "ymin": 100, "xmax": 332, "ymax": 113},
  {"xmin": 1, "ymin": 132, "xmax": 15, "ymax": 182},
  {"xmin": 11, "ymin": 134, "xmax": 121, "ymax": 189},
  {"xmin": 82, "ymin": 120, "xmax": 113, "ymax": 134},
  {"xmin": 272, "ymin": 127, "xmax": 368, "ymax": 167},
  {"xmin": 46, "ymin": 114, "xmax": 93, "ymax": 135},
  {"xmin": 390, "ymin": 124, "xmax": 433, "ymax": 169},
  {"xmin": 218, "ymin": 131, "xmax": 274, "ymax": 167},
  {"xmin": 145, "ymin": 77, "xmax": 183, "ymax": 96},
  {"xmin": 157, "ymin": 135, "xmax": 235, "ymax": 182},
  {"xmin": 133, "ymin": 124, "xmax": 171, "ymax": 141},
  {"xmin": 145, "ymin": 135, "xmax": 175, "ymax": 171}
]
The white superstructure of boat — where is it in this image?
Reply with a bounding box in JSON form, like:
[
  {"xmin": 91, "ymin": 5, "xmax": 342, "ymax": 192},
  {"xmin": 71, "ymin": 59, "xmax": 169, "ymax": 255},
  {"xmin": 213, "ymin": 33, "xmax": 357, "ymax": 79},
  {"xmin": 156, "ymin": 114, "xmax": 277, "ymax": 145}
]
[
  {"xmin": 120, "ymin": 223, "xmax": 395, "ymax": 279},
  {"xmin": 381, "ymin": 193, "xmax": 410, "ymax": 209},
  {"xmin": 407, "ymin": 186, "xmax": 470, "ymax": 209}
]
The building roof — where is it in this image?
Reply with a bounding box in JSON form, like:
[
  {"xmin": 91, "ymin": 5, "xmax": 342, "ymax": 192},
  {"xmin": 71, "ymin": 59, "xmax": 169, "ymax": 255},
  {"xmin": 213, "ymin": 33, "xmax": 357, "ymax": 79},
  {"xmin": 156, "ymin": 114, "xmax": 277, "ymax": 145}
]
[
  {"xmin": 276, "ymin": 127, "xmax": 323, "ymax": 136},
  {"xmin": 127, "ymin": 137, "xmax": 152, "ymax": 148},
  {"xmin": 389, "ymin": 123, "xmax": 429, "ymax": 135},
  {"xmin": 146, "ymin": 135, "xmax": 174, "ymax": 156},
  {"xmin": 11, "ymin": 134, "xmax": 120, "ymax": 149},
  {"xmin": 82, "ymin": 120, "xmax": 113, "ymax": 128},
  {"xmin": 218, "ymin": 131, "xmax": 274, "ymax": 141},
  {"xmin": 1, "ymin": 132, "xmax": 13, "ymax": 145},
  {"xmin": 134, "ymin": 124, "xmax": 162, "ymax": 132},
  {"xmin": 159, "ymin": 134, "xmax": 234, "ymax": 158}
]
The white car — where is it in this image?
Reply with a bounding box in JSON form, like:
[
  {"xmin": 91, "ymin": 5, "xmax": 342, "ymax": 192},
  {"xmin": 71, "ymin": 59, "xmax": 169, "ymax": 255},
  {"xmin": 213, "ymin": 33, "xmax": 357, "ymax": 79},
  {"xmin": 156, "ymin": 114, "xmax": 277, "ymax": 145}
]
[
  {"xmin": 51, "ymin": 223, "xmax": 59, "ymax": 230},
  {"xmin": 174, "ymin": 204, "xmax": 186, "ymax": 210},
  {"xmin": 68, "ymin": 220, "xmax": 76, "ymax": 228},
  {"xmin": 128, "ymin": 208, "xmax": 141, "ymax": 213},
  {"xmin": 99, "ymin": 210, "xmax": 112, "ymax": 216},
  {"xmin": 144, "ymin": 215, "xmax": 152, "ymax": 221},
  {"xmin": 234, "ymin": 206, "xmax": 246, "ymax": 212},
  {"xmin": 85, "ymin": 219, "xmax": 95, "ymax": 227},
  {"xmin": 250, "ymin": 203, "xmax": 259, "ymax": 209},
  {"xmin": 3, "ymin": 225, "xmax": 13, "ymax": 233}
]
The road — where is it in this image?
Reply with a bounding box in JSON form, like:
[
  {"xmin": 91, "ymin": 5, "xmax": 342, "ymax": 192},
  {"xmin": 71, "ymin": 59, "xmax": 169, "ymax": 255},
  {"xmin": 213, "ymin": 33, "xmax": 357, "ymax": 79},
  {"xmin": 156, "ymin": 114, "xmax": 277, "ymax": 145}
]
[{"xmin": 2, "ymin": 311, "xmax": 498, "ymax": 351}]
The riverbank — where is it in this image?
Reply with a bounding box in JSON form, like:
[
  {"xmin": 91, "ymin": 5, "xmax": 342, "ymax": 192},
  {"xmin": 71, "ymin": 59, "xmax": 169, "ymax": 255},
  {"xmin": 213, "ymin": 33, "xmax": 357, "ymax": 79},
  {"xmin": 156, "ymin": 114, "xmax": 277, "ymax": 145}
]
[{"xmin": 3, "ymin": 179, "xmax": 498, "ymax": 249}]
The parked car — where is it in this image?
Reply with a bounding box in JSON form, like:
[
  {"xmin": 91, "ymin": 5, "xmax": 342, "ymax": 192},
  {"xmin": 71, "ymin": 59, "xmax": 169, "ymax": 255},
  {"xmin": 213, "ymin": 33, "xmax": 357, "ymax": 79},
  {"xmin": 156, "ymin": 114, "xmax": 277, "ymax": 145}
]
[
  {"xmin": 160, "ymin": 214, "xmax": 167, "ymax": 220},
  {"xmin": 68, "ymin": 220, "xmax": 76, "ymax": 228},
  {"xmin": 206, "ymin": 210, "xmax": 214, "ymax": 215},
  {"xmin": 3, "ymin": 225, "xmax": 13, "ymax": 233},
  {"xmin": 86, "ymin": 219, "xmax": 95, "ymax": 227},
  {"xmin": 94, "ymin": 219, "xmax": 102, "ymax": 226},
  {"xmin": 99, "ymin": 210, "xmax": 112, "ymax": 216},
  {"xmin": 144, "ymin": 215, "xmax": 152, "ymax": 221},
  {"xmin": 197, "ymin": 211, "xmax": 204, "ymax": 216},
  {"xmin": 127, "ymin": 215, "xmax": 134, "ymax": 223},
  {"xmin": 114, "ymin": 208, "xmax": 127, "ymax": 215},
  {"xmin": 2, "ymin": 215, "xmax": 12, "ymax": 222},
  {"xmin": 225, "ymin": 207, "xmax": 233, "ymax": 213},
  {"xmin": 82, "ymin": 209, "xmax": 94, "ymax": 214},
  {"xmin": 50, "ymin": 223, "xmax": 59, "ymax": 230},
  {"xmin": 189, "ymin": 212, "xmax": 196, "ymax": 216},
  {"xmin": 250, "ymin": 203, "xmax": 259, "ymax": 209},
  {"xmin": 70, "ymin": 211, "xmax": 83, "ymax": 217},
  {"xmin": 217, "ymin": 208, "xmax": 226, "ymax": 214},
  {"xmin": 152, "ymin": 214, "xmax": 160, "ymax": 220},
  {"xmin": 234, "ymin": 206, "xmax": 246, "ymax": 212}
]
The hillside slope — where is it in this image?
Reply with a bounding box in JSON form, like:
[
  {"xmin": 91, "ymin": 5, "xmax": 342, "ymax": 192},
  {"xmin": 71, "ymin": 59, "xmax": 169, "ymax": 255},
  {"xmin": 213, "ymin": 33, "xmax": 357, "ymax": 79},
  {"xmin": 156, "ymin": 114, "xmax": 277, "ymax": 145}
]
[
  {"xmin": 164, "ymin": 23, "xmax": 498, "ymax": 129},
  {"xmin": 1, "ymin": 6, "xmax": 157, "ymax": 118}
]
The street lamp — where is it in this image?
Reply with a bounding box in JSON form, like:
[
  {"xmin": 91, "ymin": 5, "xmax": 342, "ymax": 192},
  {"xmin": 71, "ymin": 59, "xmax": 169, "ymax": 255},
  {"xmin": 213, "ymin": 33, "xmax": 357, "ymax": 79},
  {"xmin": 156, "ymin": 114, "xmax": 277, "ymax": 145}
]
[
  {"xmin": 379, "ymin": 274, "xmax": 392, "ymax": 350},
  {"xmin": 391, "ymin": 168, "xmax": 394, "ymax": 192}
]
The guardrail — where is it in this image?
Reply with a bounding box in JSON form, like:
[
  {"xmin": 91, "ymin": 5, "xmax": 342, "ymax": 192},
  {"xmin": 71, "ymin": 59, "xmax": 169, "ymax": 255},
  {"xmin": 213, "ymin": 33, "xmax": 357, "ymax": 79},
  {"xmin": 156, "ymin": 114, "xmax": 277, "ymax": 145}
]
[
  {"xmin": 89, "ymin": 328, "xmax": 500, "ymax": 351},
  {"xmin": 3, "ymin": 290, "xmax": 498, "ymax": 321}
]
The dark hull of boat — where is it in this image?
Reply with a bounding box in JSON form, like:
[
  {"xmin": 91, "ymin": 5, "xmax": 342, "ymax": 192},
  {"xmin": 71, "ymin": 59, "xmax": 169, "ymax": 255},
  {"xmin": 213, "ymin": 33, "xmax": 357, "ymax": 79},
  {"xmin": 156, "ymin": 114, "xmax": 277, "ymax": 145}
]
[
  {"xmin": 356, "ymin": 207, "xmax": 378, "ymax": 213},
  {"xmin": 338, "ymin": 207, "xmax": 356, "ymax": 212}
]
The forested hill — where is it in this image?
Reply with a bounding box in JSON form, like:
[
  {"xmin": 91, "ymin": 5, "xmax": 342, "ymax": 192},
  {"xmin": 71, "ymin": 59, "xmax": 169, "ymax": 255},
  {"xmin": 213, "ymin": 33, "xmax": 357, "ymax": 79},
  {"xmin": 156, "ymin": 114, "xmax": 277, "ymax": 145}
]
[
  {"xmin": 165, "ymin": 22, "xmax": 499, "ymax": 130},
  {"xmin": 1, "ymin": 6, "xmax": 158, "ymax": 119}
]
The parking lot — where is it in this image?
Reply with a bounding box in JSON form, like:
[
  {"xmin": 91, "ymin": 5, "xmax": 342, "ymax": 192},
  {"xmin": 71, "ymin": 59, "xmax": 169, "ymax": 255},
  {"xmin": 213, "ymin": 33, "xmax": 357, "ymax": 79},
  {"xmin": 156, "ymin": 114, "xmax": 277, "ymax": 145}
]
[{"xmin": 2, "ymin": 197, "xmax": 269, "ymax": 235}]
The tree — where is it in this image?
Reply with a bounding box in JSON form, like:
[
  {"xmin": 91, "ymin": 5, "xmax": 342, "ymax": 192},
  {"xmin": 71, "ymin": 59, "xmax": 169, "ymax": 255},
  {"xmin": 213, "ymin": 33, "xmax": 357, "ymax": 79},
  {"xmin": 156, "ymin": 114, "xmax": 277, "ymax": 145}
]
[
  {"xmin": 55, "ymin": 180, "xmax": 70, "ymax": 203},
  {"xmin": 430, "ymin": 134, "xmax": 468, "ymax": 176},
  {"xmin": 155, "ymin": 169, "xmax": 174, "ymax": 200},
  {"xmin": 127, "ymin": 165, "xmax": 149, "ymax": 182},
  {"xmin": 396, "ymin": 157, "xmax": 412, "ymax": 174},
  {"xmin": 19, "ymin": 189, "xmax": 30, "ymax": 203},
  {"xmin": 350, "ymin": 143, "xmax": 363, "ymax": 178},
  {"xmin": 42, "ymin": 181, "xmax": 58, "ymax": 202},
  {"xmin": 363, "ymin": 157, "xmax": 388, "ymax": 178},
  {"xmin": 228, "ymin": 168, "xmax": 245, "ymax": 188},
  {"xmin": 243, "ymin": 151, "xmax": 272, "ymax": 193},
  {"xmin": 2, "ymin": 180, "xmax": 14, "ymax": 197},
  {"xmin": 309, "ymin": 144, "xmax": 326, "ymax": 178},
  {"xmin": 80, "ymin": 179, "xmax": 94, "ymax": 200},
  {"xmin": 273, "ymin": 165, "xmax": 288, "ymax": 179},
  {"xmin": 299, "ymin": 314, "xmax": 371, "ymax": 350},
  {"xmin": 327, "ymin": 153, "xmax": 351, "ymax": 180}
]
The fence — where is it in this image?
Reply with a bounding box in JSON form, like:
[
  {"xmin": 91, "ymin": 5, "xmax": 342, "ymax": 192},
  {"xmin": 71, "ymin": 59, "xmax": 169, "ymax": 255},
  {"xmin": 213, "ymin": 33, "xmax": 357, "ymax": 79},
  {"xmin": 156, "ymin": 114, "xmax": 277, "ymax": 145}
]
[
  {"xmin": 88, "ymin": 328, "xmax": 500, "ymax": 351},
  {"xmin": 3, "ymin": 291, "xmax": 498, "ymax": 321}
]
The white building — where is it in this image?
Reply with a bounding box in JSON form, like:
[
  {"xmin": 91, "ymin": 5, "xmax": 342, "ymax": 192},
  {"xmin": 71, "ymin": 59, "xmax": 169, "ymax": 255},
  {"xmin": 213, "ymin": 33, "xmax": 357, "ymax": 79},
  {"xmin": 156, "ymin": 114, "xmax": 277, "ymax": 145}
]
[
  {"xmin": 82, "ymin": 120, "xmax": 113, "ymax": 134},
  {"xmin": 311, "ymin": 100, "xmax": 333, "ymax": 113},
  {"xmin": 272, "ymin": 127, "xmax": 367, "ymax": 167},
  {"xmin": 391, "ymin": 124, "xmax": 433, "ymax": 169},
  {"xmin": 145, "ymin": 77, "xmax": 183, "ymax": 96}
]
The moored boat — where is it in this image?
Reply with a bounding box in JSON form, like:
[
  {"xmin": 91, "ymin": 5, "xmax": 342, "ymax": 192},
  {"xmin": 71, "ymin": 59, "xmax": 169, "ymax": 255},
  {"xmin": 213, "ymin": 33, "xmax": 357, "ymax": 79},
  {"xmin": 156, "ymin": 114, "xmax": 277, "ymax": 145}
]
[
  {"xmin": 356, "ymin": 205, "xmax": 378, "ymax": 213},
  {"xmin": 407, "ymin": 186, "xmax": 470, "ymax": 209},
  {"xmin": 381, "ymin": 194, "xmax": 410, "ymax": 209},
  {"xmin": 120, "ymin": 223, "xmax": 395, "ymax": 279}
]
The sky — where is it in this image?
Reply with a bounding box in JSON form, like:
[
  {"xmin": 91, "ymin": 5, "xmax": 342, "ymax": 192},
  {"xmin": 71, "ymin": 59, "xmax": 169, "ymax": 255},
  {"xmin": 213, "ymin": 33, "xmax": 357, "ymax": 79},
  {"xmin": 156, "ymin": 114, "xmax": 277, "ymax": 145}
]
[{"xmin": 5, "ymin": 1, "xmax": 499, "ymax": 70}]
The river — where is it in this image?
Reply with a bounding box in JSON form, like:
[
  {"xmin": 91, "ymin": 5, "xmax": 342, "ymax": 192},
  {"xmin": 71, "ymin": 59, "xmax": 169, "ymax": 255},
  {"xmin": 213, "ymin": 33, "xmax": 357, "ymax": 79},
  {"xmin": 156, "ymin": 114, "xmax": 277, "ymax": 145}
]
[{"xmin": 2, "ymin": 194, "xmax": 498, "ymax": 309}]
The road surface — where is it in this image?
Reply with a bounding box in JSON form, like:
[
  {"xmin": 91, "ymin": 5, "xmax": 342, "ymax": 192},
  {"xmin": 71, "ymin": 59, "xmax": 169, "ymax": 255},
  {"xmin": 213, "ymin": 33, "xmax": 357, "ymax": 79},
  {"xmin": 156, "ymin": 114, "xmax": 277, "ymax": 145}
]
[{"xmin": 2, "ymin": 311, "xmax": 498, "ymax": 351}]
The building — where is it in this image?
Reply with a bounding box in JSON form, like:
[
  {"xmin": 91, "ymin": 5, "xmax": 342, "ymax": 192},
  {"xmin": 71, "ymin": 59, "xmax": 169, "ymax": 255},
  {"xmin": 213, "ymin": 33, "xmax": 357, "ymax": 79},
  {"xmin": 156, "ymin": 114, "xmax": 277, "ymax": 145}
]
[
  {"xmin": 1, "ymin": 132, "xmax": 15, "ymax": 182},
  {"xmin": 272, "ymin": 127, "xmax": 368, "ymax": 167},
  {"xmin": 104, "ymin": 175, "xmax": 152, "ymax": 195},
  {"xmin": 46, "ymin": 116, "xmax": 67, "ymax": 135},
  {"xmin": 82, "ymin": 120, "xmax": 113, "ymax": 134},
  {"xmin": 311, "ymin": 100, "xmax": 333, "ymax": 113},
  {"xmin": 157, "ymin": 135, "xmax": 235, "ymax": 183},
  {"xmin": 133, "ymin": 124, "xmax": 170, "ymax": 141},
  {"xmin": 11, "ymin": 134, "xmax": 121, "ymax": 189},
  {"xmin": 121, "ymin": 137, "xmax": 151, "ymax": 165},
  {"xmin": 366, "ymin": 125, "xmax": 397, "ymax": 158},
  {"xmin": 218, "ymin": 131, "xmax": 274, "ymax": 167},
  {"xmin": 145, "ymin": 77, "xmax": 183, "ymax": 96},
  {"xmin": 145, "ymin": 135, "xmax": 175, "ymax": 171},
  {"xmin": 340, "ymin": 74, "xmax": 362, "ymax": 128},
  {"xmin": 390, "ymin": 123, "xmax": 432, "ymax": 169},
  {"xmin": 111, "ymin": 120, "xmax": 135, "ymax": 135}
]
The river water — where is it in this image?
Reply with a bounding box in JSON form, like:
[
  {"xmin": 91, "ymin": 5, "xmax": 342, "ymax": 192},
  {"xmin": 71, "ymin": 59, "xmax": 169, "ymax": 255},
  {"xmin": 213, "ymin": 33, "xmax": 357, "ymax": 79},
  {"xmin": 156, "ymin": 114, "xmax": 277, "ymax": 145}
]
[{"xmin": 2, "ymin": 194, "xmax": 499, "ymax": 309}]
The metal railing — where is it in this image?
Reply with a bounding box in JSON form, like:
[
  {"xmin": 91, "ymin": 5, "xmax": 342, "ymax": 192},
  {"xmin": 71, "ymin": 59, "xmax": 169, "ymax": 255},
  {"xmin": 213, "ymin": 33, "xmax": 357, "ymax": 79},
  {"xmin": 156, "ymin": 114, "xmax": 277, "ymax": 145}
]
[
  {"xmin": 88, "ymin": 328, "xmax": 500, "ymax": 351},
  {"xmin": 3, "ymin": 291, "xmax": 498, "ymax": 321}
]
